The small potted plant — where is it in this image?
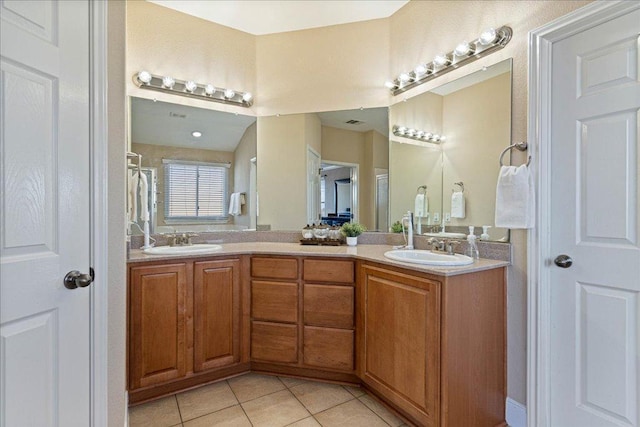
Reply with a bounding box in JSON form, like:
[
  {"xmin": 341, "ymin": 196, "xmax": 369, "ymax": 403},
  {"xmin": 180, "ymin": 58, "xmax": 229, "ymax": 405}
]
[{"xmin": 340, "ymin": 222, "xmax": 366, "ymax": 246}]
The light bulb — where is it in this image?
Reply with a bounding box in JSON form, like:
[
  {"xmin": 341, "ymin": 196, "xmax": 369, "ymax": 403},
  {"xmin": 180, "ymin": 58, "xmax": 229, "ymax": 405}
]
[
  {"xmin": 242, "ymin": 93, "xmax": 253, "ymax": 102},
  {"xmin": 191, "ymin": 131, "xmax": 202, "ymax": 138},
  {"xmin": 433, "ymin": 53, "xmax": 449, "ymax": 67},
  {"xmin": 432, "ymin": 134, "xmax": 441, "ymax": 141},
  {"xmin": 416, "ymin": 131, "xmax": 425, "ymax": 138},
  {"xmin": 384, "ymin": 80, "xmax": 396, "ymax": 89},
  {"xmin": 223, "ymin": 89, "xmax": 235, "ymax": 99},
  {"xmin": 137, "ymin": 71, "xmax": 152, "ymax": 84},
  {"xmin": 204, "ymin": 84, "xmax": 215, "ymax": 96},
  {"xmin": 398, "ymin": 127, "xmax": 407, "ymax": 135},
  {"xmin": 479, "ymin": 27, "xmax": 497, "ymax": 45},
  {"xmin": 454, "ymin": 41, "xmax": 474, "ymax": 57},
  {"xmin": 407, "ymin": 128, "xmax": 416, "ymax": 136},
  {"xmin": 399, "ymin": 73, "xmax": 411, "ymax": 83},
  {"xmin": 162, "ymin": 76, "xmax": 175, "ymax": 89},
  {"xmin": 184, "ymin": 80, "xmax": 197, "ymax": 92},
  {"xmin": 414, "ymin": 64, "xmax": 428, "ymax": 76},
  {"xmin": 425, "ymin": 133, "xmax": 433, "ymax": 140}
]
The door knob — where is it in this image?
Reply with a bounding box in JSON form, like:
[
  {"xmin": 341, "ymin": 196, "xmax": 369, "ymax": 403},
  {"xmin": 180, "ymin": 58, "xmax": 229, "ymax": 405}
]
[
  {"xmin": 64, "ymin": 268, "xmax": 94, "ymax": 289},
  {"xmin": 554, "ymin": 255, "xmax": 573, "ymax": 268}
]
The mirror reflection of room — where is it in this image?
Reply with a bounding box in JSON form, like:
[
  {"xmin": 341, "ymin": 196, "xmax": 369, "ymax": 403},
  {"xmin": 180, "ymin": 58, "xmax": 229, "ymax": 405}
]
[
  {"xmin": 128, "ymin": 98, "xmax": 257, "ymax": 235},
  {"xmin": 389, "ymin": 59, "xmax": 512, "ymax": 241}
]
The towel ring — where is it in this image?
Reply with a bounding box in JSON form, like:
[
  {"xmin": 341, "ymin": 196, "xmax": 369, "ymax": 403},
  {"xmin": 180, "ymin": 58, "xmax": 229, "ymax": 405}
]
[
  {"xmin": 452, "ymin": 182, "xmax": 464, "ymax": 193},
  {"xmin": 499, "ymin": 142, "xmax": 531, "ymax": 167},
  {"xmin": 417, "ymin": 185, "xmax": 427, "ymax": 194}
]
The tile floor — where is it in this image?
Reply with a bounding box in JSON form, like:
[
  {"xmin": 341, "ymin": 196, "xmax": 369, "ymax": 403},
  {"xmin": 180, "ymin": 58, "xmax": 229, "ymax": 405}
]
[{"xmin": 128, "ymin": 373, "xmax": 410, "ymax": 427}]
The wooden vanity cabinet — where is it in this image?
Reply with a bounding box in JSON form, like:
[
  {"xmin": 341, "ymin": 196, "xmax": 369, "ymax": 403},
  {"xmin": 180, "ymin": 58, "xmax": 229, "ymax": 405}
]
[
  {"xmin": 358, "ymin": 262, "xmax": 506, "ymax": 427},
  {"xmin": 128, "ymin": 257, "xmax": 249, "ymax": 404}
]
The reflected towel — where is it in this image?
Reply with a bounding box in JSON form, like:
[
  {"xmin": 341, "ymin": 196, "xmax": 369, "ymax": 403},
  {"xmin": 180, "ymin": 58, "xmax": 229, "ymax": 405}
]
[
  {"xmin": 451, "ymin": 191, "xmax": 465, "ymax": 218},
  {"xmin": 495, "ymin": 165, "xmax": 535, "ymax": 229},
  {"xmin": 414, "ymin": 194, "xmax": 428, "ymax": 218},
  {"xmin": 139, "ymin": 172, "xmax": 149, "ymax": 221},
  {"xmin": 228, "ymin": 192, "xmax": 242, "ymax": 216},
  {"xmin": 127, "ymin": 170, "xmax": 138, "ymax": 223}
]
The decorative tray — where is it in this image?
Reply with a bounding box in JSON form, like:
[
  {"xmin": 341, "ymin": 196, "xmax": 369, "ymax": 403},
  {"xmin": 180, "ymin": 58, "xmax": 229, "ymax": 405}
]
[{"xmin": 300, "ymin": 238, "xmax": 343, "ymax": 246}]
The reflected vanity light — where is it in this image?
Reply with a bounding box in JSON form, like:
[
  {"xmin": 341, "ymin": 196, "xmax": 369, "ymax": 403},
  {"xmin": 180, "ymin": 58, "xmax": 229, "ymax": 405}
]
[
  {"xmin": 385, "ymin": 25, "xmax": 512, "ymax": 95},
  {"xmin": 393, "ymin": 125, "xmax": 443, "ymax": 145},
  {"xmin": 134, "ymin": 71, "xmax": 254, "ymax": 107},
  {"xmin": 191, "ymin": 131, "xmax": 202, "ymax": 138}
]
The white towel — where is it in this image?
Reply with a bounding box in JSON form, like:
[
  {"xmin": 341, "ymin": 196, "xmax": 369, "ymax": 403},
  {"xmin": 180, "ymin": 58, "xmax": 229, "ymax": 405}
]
[
  {"xmin": 138, "ymin": 172, "xmax": 149, "ymax": 221},
  {"xmin": 451, "ymin": 191, "xmax": 465, "ymax": 218},
  {"xmin": 127, "ymin": 170, "xmax": 138, "ymax": 223},
  {"xmin": 414, "ymin": 194, "xmax": 429, "ymax": 218},
  {"xmin": 228, "ymin": 192, "xmax": 242, "ymax": 216},
  {"xmin": 495, "ymin": 164, "xmax": 535, "ymax": 228}
]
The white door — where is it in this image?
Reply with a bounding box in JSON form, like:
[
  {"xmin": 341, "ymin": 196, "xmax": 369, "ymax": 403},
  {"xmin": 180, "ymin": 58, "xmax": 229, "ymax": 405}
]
[
  {"xmin": 1, "ymin": 1, "xmax": 92, "ymax": 426},
  {"xmin": 307, "ymin": 147, "xmax": 321, "ymax": 224},
  {"xmin": 546, "ymin": 5, "xmax": 640, "ymax": 426}
]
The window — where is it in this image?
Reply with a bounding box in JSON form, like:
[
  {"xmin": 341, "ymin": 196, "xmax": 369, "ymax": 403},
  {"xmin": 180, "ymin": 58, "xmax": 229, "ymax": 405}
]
[{"xmin": 163, "ymin": 160, "xmax": 229, "ymax": 221}]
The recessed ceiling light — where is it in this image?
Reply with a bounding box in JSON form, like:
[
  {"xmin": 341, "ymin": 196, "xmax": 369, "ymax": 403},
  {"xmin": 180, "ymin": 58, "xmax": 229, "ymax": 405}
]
[{"xmin": 191, "ymin": 131, "xmax": 202, "ymax": 138}]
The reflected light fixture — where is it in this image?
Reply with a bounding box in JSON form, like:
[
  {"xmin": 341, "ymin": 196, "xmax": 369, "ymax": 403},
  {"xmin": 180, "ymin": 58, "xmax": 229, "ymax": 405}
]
[
  {"xmin": 385, "ymin": 25, "xmax": 512, "ymax": 95},
  {"xmin": 134, "ymin": 71, "xmax": 253, "ymax": 107},
  {"xmin": 393, "ymin": 125, "xmax": 443, "ymax": 144},
  {"xmin": 191, "ymin": 131, "xmax": 202, "ymax": 138}
]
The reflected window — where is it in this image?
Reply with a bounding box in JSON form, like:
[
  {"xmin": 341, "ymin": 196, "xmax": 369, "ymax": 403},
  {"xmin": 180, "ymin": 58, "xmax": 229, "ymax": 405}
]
[{"xmin": 163, "ymin": 160, "xmax": 229, "ymax": 221}]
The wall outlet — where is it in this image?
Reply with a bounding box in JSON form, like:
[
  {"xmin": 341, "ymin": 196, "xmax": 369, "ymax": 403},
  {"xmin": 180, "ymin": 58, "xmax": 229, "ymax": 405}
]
[
  {"xmin": 433, "ymin": 212, "xmax": 440, "ymax": 223},
  {"xmin": 444, "ymin": 213, "xmax": 451, "ymax": 222}
]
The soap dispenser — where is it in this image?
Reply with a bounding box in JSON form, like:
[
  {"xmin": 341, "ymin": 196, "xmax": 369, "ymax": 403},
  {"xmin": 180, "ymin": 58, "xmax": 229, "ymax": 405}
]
[
  {"xmin": 481, "ymin": 225, "xmax": 491, "ymax": 240},
  {"xmin": 466, "ymin": 233, "xmax": 479, "ymax": 260}
]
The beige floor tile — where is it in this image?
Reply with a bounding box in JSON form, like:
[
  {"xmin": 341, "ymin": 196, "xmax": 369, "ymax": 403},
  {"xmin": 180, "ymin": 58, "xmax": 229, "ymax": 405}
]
[
  {"xmin": 182, "ymin": 405, "xmax": 251, "ymax": 427},
  {"xmin": 343, "ymin": 385, "xmax": 366, "ymax": 398},
  {"xmin": 359, "ymin": 394, "xmax": 404, "ymax": 426},
  {"xmin": 286, "ymin": 417, "xmax": 322, "ymax": 426},
  {"xmin": 176, "ymin": 382, "xmax": 238, "ymax": 421},
  {"xmin": 128, "ymin": 396, "xmax": 182, "ymax": 427},
  {"xmin": 228, "ymin": 373, "xmax": 286, "ymax": 402},
  {"xmin": 279, "ymin": 376, "xmax": 309, "ymax": 389},
  {"xmin": 315, "ymin": 399, "xmax": 389, "ymax": 427},
  {"xmin": 242, "ymin": 389, "xmax": 311, "ymax": 427},
  {"xmin": 290, "ymin": 381, "xmax": 354, "ymax": 414}
]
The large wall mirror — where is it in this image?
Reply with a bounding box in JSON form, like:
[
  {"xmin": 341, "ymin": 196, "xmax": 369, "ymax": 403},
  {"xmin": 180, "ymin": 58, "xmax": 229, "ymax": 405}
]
[
  {"xmin": 389, "ymin": 59, "xmax": 512, "ymax": 241},
  {"xmin": 128, "ymin": 97, "xmax": 257, "ymax": 234}
]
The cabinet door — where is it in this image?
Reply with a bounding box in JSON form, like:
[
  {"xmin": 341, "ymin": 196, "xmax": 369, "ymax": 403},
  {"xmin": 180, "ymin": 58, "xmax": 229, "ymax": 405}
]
[
  {"xmin": 193, "ymin": 259, "xmax": 241, "ymax": 372},
  {"xmin": 129, "ymin": 263, "xmax": 188, "ymax": 389},
  {"xmin": 360, "ymin": 265, "xmax": 440, "ymax": 426}
]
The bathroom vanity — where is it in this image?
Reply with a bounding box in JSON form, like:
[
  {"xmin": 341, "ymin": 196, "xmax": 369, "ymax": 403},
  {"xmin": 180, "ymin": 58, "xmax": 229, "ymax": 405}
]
[{"xmin": 127, "ymin": 243, "xmax": 507, "ymax": 426}]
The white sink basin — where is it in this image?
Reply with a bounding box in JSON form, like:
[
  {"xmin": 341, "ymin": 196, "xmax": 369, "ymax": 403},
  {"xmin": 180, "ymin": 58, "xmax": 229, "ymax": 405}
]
[
  {"xmin": 423, "ymin": 231, "xmax": 467, "ymax": 239},
  {"xmin": 143, "ymin": 244, "xmax": 223, "ymax": 255},
  {"xmin": 384, "ymin": 249, "xmax": 474, "ymax": 266}
]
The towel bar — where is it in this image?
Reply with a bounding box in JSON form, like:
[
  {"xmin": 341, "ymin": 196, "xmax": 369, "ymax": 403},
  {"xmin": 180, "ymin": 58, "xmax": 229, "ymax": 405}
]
[{"xmin": 499, "ymin": 142, "xmax": 531, "ymax": 167}]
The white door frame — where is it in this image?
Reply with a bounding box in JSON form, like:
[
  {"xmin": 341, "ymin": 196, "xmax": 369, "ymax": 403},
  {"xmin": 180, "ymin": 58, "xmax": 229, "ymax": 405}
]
[
  {"xmin": 89, "ymin": 1, "xmax": 109, "ymax": 425},
  {"xmin": 527, "ymin": 2, "xmax": 639, "ymax": 426}
]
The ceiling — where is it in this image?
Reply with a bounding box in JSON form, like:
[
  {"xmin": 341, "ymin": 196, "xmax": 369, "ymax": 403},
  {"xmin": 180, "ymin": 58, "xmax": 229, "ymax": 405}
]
[
  {"xmin": 131, "ymin": 98, "xmax": 256, "ymax": 151},
  {"xmin": 317, "ymin": 107, "xmax": 388, "ymax": 137},
  {"xmin": 147, "ymin": 0, "xmax": 409, "ymax": 35}
]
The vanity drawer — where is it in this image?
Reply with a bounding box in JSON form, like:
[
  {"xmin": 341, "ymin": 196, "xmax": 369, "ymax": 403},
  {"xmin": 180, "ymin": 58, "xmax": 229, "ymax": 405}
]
[
  {"xmin": 303, "ymin": 259, "xmax": 354, "ymax": 283},
  {"xmin": 251, "ymin": 321, "xmax": 298, "ymax": 363},
  {"xmin": 303, "ymin": 326, "xmax": 354, "ymax": 371},
  {"xmin": 304, "ymin": 284, "xmax": 354, "ymax": 329},
  {"xmin": 251, "ymin": 257, "xmax": 298, "ymax": 280},
  {"xmin": 251, "ymin": 281, "xmax": 298, "ymax": 323}
]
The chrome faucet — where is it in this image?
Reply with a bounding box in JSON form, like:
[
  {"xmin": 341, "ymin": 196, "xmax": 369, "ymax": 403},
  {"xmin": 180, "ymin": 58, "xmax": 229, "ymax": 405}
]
[
  {"xmin": 402, "ymin": 211, "xmax": 414, "ymax": 250},
  {"xmin": 167, "ymin": 233, "xmax": 198, "ymax": 246},
  {"xmin": 428, "ymin": 238, "xmax": 459, "ymax": 255}
]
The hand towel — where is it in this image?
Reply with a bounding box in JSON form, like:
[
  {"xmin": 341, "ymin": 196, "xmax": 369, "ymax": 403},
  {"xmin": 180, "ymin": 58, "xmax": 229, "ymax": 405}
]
[
  {"xmin": 127, "ymin": 170, "xmax": 138, "ymax": 223},
  {"xmin": 414, "ymin": 194, "xmax": 428, "ymax": 217},
  {"xmin": 138, "ymin": 172, "xmax": 149, "ymax": 221},
  {"xmin": 495, "ymin": 164, "xmax": 535, "ymax": 228},
  {"xmin": 451, "ymin": 191, "xmax": 466, "ymax": 218},
  {"xmin": 228, "ymin": 192, "xmax": 241, "ymax": 216}
]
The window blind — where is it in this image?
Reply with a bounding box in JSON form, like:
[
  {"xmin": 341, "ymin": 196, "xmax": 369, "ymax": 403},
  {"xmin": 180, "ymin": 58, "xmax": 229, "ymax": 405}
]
[{"xmin": 164, "ymin": 161, "xmax": 228, "ymax": 220}]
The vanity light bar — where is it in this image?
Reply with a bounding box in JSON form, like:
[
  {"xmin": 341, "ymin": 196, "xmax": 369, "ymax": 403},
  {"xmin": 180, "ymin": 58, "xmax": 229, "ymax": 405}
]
[
  {"xmin": 386, "ymin": 26, "xmax": 512, "ymax": 96},
  {"xmin": 133, "ymin": 71, "xmax": 254, "ymax": 107},
  {"xmin": 393, "ymin": 125, "xmax": 443, "ymax": 144}
]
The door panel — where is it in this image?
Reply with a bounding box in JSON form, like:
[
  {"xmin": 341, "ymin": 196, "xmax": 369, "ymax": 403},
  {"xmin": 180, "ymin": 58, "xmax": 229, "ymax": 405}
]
[
  {"xmin": 1, "ymin": 1, "xmax": 90, "ymax": 426},
  {"xmin": 549, "ymin": 7, "xmax": 640, "ymax": 426}
]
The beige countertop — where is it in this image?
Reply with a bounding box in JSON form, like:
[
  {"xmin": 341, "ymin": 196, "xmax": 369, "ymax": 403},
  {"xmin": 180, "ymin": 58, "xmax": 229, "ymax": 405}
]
[{"xmin": 128, "ymin": 242, "xmax": 509, "ymax": 277}]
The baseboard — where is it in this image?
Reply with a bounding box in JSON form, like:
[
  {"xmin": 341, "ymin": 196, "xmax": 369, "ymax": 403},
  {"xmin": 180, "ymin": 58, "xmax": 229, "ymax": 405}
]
[{"xmin": 506, "ymin": 398, "xmax": 527, "ymax": 427}]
